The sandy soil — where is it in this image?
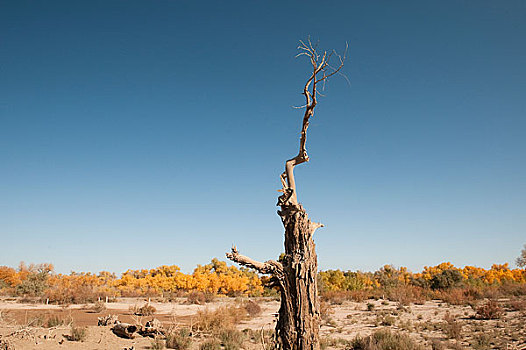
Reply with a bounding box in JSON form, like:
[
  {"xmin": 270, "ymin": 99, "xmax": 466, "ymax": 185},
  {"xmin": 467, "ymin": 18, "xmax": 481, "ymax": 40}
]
[{"xmin": 1, "ymin": 297, "xmax": 525, "ymax": 349}]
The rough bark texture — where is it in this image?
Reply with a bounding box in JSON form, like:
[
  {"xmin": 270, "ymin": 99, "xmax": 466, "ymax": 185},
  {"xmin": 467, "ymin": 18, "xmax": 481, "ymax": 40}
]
[
  {"xmin": 275, "ymin": 204, "xmax": 320, "ymax": 350},
  {"xmin": 227, "ymin": 39, "xmax": 345, "ymax": 350}
]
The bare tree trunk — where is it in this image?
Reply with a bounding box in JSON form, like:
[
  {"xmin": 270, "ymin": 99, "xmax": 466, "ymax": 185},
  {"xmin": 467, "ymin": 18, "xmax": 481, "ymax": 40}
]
[
  {"xmin": 227, "ymin": 39, "xmax": 345, "ymax": 350},
  {"xmin": 275, "ymin": 204, "xmax": 320, "ymax": 350}
]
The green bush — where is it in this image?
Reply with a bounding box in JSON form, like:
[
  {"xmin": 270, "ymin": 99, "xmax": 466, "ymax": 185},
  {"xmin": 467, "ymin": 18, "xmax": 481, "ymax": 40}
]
[
  {"xmin": 431, "ymin": 270, "xmax": 464, "ymax": 290},
  {"xmin": 16, "ymin": 272, "xmax": 49, "ymax": 297}
]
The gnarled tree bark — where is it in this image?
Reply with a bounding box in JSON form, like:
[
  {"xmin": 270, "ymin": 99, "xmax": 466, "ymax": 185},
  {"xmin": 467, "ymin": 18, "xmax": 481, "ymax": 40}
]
[{"xmin": 227, "ymin": 40, "xmax": 345, "ymax": 350}]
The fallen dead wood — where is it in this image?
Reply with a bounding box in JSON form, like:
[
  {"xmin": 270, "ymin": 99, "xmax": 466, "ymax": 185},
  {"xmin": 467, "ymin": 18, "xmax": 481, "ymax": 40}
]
[
  {"xmin": 111, "ymin": 322, "xmax": 139, "ymax": 339},
  {"xmin": 139, "ymin": 318, "xmax": 164, "ymax": 337},
  {"xmin": 98, "ymin": 314, "xmax": 119, "ymax": 326}
]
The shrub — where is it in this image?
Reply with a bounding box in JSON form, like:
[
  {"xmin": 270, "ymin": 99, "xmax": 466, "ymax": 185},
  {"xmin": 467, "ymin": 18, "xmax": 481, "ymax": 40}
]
[
  {"xmin": 200, "ymin": 339, "xmax": 221, "ymax": 350},
  {"xmin": 350, "ymin": 329, "xmax": 424, "ymax": 350},
  {"xmin": 26, "ymin": 313, "xmax": 45, "ymax": 327},
  {"xmin": 366, "ymin": 302, "xmax": 375, "ymax": 311},
  {"xmin": 244, "ymin": 328, "xmax": 274, "ymax": 350},
  {"xmin": 187, "ymin": 291, "xmax": 215, "ymax": 304},
  {"xmin": 132, "ymin": 303, "xmax": 156, "ymax": 316},
  {"xmin": 380, "ymin": 315, "xmax": 396, "ymax": 326},
  {"xmin": 150, "ymin": 337, "xmax": 165, "ymax": 350},
  {"xmin": 516, "ymin": 243, "xmax": 526, "ymax": 268},
  {"xmin": 319, "ymin": 300, "xmax": 333, "ymax": 323},
  {"xmin": 507, "ymin": 298, "xmax": 526, "ymax": 311},
  {"xmin": 471, "ymin": 334, "xmax": 492, "ymax": 350},
  {"xmin": 166, "ymin": 328, "xmax": 192, "ymax": 350},
  {"xmin": 16, "ymin": 272, "xmax": 49, "ymax": 297},
  {"xmin": 219, "ymin": 328, "xmax": 245, "ymax": 350},
  {"xmin": 431, "ymin": 269, "xmax": 464, "ymax": 290},
  {"xmin": 435, "ymin": 288, "xmax": 471, "ymax": 306},
  {"xmin": 193, "ymin": 306, "xmax": 247, "ymax": 333},
  {"xmin": 244, "ymin": 300, "xmax": 261, "ymax": 317},
  {"xmin": 476, "ymin": 300, "xmax": 502, "ymax": 320},
  {"xmin": 46, "ymin": 315, "xmax": 64, "ymax": 328},
  {"xmin": 431, "ymin": 339, "xmax": 445, "ymax": 350},
  {"xmin": 320, "ymin": 336, "xmax": 350, "ymax": 350},
  {"xmin": 90, "ymin": 300, "xmax": 106, "ymax": 313},
  {"xmin": 387, "ymin": 285, "xmax": 428, "ymax": 305},
  {"xmin": 69, "ymin": 326, "xmax": 87, "ymax": 341},
  {"xmin": 321, "ymin": 290, "xmax": 347, "ymax": 305},
  {"xmin": 498, "ymin": 282, "xmax": 526, "ymax": 297},
  {"xmin": 443, "ymin": 313, "xmax": 461, "ymax": 339}
]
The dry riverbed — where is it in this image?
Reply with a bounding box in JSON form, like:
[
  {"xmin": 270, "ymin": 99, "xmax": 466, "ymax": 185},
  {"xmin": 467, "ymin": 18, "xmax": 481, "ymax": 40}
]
[{"xmin": 1, "ymin": 296, "xmax": 525, "ymax": 349}]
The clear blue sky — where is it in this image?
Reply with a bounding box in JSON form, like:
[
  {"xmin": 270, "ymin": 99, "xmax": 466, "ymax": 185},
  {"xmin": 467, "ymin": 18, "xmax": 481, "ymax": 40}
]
[{"xmin": 1, "ymin": 1, "xmax": 525, "ymax": 274}]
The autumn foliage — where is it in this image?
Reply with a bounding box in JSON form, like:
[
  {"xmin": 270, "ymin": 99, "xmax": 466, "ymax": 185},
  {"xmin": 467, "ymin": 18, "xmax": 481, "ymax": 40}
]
[
  {"xmin": 319, "ymin": 262, "xmax": 526, "ymax": 304},
  {"xmin": 0, "ymin": 258, "xmax": 262, "ymax": 303},
  {"xmin": 1, "ymin": 259, "xmax": 525, "ymax": 304}
]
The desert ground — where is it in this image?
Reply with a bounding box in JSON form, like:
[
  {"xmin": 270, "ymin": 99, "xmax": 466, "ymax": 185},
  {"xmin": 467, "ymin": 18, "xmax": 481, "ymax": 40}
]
[{"xmin": 1, "ymin": 296, "xmax": 525, "ymax": 350}]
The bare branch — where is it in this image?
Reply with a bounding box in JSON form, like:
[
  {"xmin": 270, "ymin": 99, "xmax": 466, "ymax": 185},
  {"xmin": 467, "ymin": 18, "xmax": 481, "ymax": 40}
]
[
  {"xmin": 226, "ymin": 246, "xmax": 283, "ymax": 276},
  {"xmin": 292, "ymin": 103, "xmax": 308, "ymax": 109},
  {"xmin": 278, "ymin": 40, "xmax": 347, "ymax": 207},
  {"xmin": 311, "ymin": 222, "xmax": 324, "ymax": 232}
]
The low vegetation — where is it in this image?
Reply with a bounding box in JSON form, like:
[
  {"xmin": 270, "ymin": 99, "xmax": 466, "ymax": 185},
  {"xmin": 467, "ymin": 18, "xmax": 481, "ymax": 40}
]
[
  {"xmin": 69, "ymin": 325, "xmax": 87, "ymax": 341},
  {"xmin": 166, "ymin": 328, "xmax": 192, "ymax": 350},
  {"xmin": 349, "ymin": 329, "xmax": 424, "ymax": 350}
]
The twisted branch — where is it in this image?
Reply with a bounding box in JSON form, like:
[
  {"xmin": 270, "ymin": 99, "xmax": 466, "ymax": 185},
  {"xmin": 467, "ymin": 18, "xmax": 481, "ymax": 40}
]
[
  {"xmin": 226, "ymin": 246, "xmax": 283, "ymax": 276},
  {"xmin": 279, "ymin": 39, "xmax": 347, "ymax": 207}
]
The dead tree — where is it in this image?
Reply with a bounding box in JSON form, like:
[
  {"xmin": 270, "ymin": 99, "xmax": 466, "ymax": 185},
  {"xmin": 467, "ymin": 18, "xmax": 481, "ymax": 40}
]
[{"xmin": 226, "ymin": 40, "xmax": 346, "ymax": 350}]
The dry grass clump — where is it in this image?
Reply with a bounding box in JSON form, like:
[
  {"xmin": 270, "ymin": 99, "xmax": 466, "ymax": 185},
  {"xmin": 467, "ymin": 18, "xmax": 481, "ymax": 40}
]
[
  {"xmin": 44, "ymin": 286, "xmax": 101, "ymax": 305},
  {"xmin": 434, "ymin": 288, "xmax": 474, "ymax": 306},
  {"xmin": 244, "ymin": 328, "xmax": 274, "ymax": 350},
  {"xmin": 219, "ymin": 328, "xmax": 245, "ymax": 350},
  {"xmin": 131, "ymin": 302, "xmax": 157, "ymax": 316},
  {"xmin": 26, "ymin": 313, "xmax": 45, "ymax": 327},
  {"xmin": 90, "ymin": 300, "xmax": 106, "ymax": 313},
  {"xmin": 69, "ymin": 325, "xmax": 87, "ymax": 341},
  {"xmin": 476, "ymin": 299, "xmax": 502, "ymax": 319},
  {"xmin": 430, "ymin": 339, "xmax": 445, "ymax": 350},
  {"xmin": 506, "ymin": 298, "xmax": 526, "ymax": 311},
  {"xmin": 320, "ymin": 336, "xmax": 350, "ymax": 349},
  {"xmin": 319, "ymin": 300, "xmax": 333, "ymax": 322},
  {"xmin": 387, "ymin": 285, "xmax": 429, "ymax": 306},
  {"xmin": 193, "ymin": 306, "xmax": 247, "ymax": 333},
  {"xmin": 166, "ymin": 328, "xmax": 192, "ymax": 350},
  {"xmin": 443, "ymin": 313, "xmax": 462, "ymax": 340},
  {"xmin": 349, "ymin": 329, "xmax": 424, "ymax": 350},
  {"xmin": 199, "ymin": 339, "xmax": 221, "ymax": 350},
  {"xmin": 378, "ymin": 314, "xmax": 396, "ymax": 327},
  {"xmin": 150, "ymin": 337, "xmax": 166, "ymax": 350},
  {"xmin": 321, "ymin": 290, "xmax": 369, "ymax": 304},
  {"xmin": 321, "ymin": 290, "xmax": 348, "ymax": 305},
  {"xmin": 244, "ymin": 300, "xmax": 261, "ymax": 317},
  {"xmin": 186, "ymin": 291, "xmax": 215, "ymax": 305},
  {"xmin": 471, "ymin": 334, "xmax": 492, "ymax": 350},
  {"xmin": 46, "ymin": 315, "xmax": 65, "ymax": 328}
]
